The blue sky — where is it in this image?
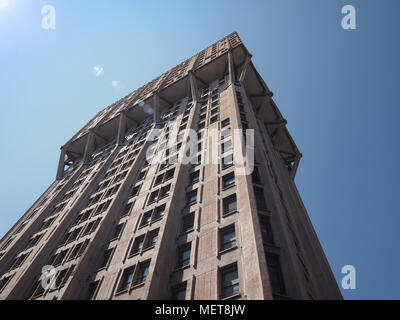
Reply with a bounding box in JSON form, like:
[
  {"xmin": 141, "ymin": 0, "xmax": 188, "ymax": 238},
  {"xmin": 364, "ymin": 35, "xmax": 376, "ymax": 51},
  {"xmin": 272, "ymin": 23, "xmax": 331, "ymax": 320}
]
[{"xmin": 0, "ymin": 0, "xmax": 399, "ymax": 299}]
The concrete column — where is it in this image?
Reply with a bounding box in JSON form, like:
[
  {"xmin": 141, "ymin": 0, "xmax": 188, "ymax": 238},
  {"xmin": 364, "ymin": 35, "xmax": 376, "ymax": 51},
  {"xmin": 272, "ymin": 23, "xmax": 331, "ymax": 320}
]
[
  {"xmin": 117, "ymin": 112, "xmax": 127, "ymax": 145},
  {"xmin": 153, "ymin": 94, "xmax": 161, "ymax": 126},
  {"xmin": 227, "ymin": 49, "xmax": 236, "ymax": 85},
  {"xmin": 56, "ymin": 147, "xmax": 67, "ymax": 180},
  {"xmin": 83, "ymin": 132, "xmax": 95, "ymax": 164},
  {"xmin": 239, "ymin": 54, "xmax": 252, "ymax": 82}
]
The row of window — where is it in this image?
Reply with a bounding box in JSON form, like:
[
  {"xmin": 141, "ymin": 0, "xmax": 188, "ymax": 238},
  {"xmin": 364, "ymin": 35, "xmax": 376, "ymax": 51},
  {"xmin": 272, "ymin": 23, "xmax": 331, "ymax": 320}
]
[{"xmin": 172, "ymin": 263, "xmax": 239, "ymax": 300}]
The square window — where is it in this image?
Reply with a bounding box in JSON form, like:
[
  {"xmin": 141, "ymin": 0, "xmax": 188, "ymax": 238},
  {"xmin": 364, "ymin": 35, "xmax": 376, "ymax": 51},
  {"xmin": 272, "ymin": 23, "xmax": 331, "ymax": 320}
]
[
  {"xmin": 118, "ymin": 266, "xmax": 135, "ymax": 292},
  {"xmin": 122, "ymin": 202, "xmax": 133, "ymax": 217},
  {"xmin": 137, "ymin": 170, "xmax": 147, "ymax": 181},
  {"xmin": 172, "ymin": 283, "xmax": 187, "ymax": 300},
  {"xmin": 141, "ymin": 211, "xmax": 152, "ymax": 227},
  {"xmin": 220, "ymin": 265, "xmax": 239, "ymax": 298},
  {"xmin": 186, "ymin": 190, "xmax": 197, "ymax": 204},
  {"xmin": 148, "ymin": 191, "xmax": 159, "ymax": 204},
  {"xmin": 190, "ymin": 171, "xmax": 200, "ymax": 184},
  {"xmin": 160, "ymin": 184, "xmax": 171, "ymax": 198},
  {"xmin": 254, "ymin": 187, "xmax": 267, "ymax": 210},
  {"xmin": 222, "ymin": 140, "xmax": 232, "ymax": 153},
  {"xmin": 210, "ymin": 115, "xmax": 218, "ymax": 124},
  {"xmin": 182, "ymin": 213, "xmax": 195, "ymax": 233},
  {"xmin": 211, "ymin": 107, "xmax": 219, "ymax": 115},
  {"xmin": 221, "ymin": 128, "xmax": 231, "ymax": 140},
  {"xmin": 260, "ymin": 216, "xmax": 274, "ymax": 244},
  {"xmin": 222, "ymin": 154, "xmax": 233, "ymax": 168},
  {"xmin": 87, "ymin": 280, "xmax": 100, "ymax": 300},
  {"xmin": 221, "ymin": 118, "xmax": 230, "ymax": 128},
  {"xmin": 222, "ymin": 172, "xmax": 235, "ymax": 189},
  {"xmin": 153, "ymin": 204, "xmax": 166, "ymax": 220},
  {"xmin": 98, "ymin": 248, "xmax": 113, "ymax": 269},
  {"xmin": 266, "ymin": 254, "xmax": 286, "ymax": 295},
  {"xmin": 220, "ymin": 226, "xmax": 236, "ymax": 251},
  {"xmin": 165, "ymin": 168, "xmax": 175, "ymax": 181},
  {"xmin": 130, "ymin": 235, "xmax": 145, "ymax": 255},
  {"xmin": 111, "ymin": 223, "xmax": 124, "ymax": 240},
  {"xmin": 145, "ymin": 229, "xmax": 159, "ymax": 248},
  {"xmin": 154, "ymin": 174, "xmax": 164, "ymax": 186},
  {"xmin": 223, "ymin": 194, "xmax": 237, "ymax": 215},
  {"xmin": 177, "ymin": 244, "xmax": 191, "ymax": 268},
  {"xmin": 135, "ymin": 261, "xmax": 150, "ymax": 285}
]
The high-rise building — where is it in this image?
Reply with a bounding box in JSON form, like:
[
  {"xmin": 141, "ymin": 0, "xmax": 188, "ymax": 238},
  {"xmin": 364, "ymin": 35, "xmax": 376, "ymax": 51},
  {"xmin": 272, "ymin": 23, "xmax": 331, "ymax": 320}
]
[{"xmin": 0, "ymin": 32, "xmax": 342, "ymax": 300}]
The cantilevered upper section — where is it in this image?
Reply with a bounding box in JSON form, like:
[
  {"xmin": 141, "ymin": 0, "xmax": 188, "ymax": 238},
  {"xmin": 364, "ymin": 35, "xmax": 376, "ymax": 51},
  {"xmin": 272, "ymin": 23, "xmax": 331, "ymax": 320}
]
[{"xmin": 61, "ymin": 32, "xmax": 301, "ymax": 177}]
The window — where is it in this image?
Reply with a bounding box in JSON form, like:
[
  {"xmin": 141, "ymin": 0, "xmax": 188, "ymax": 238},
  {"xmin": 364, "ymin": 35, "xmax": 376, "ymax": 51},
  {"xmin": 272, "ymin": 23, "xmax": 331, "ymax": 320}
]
[
  {"xmin": 153, "ymin": 204, "xmax": 166, "ymax": 220},
  {"xmin": 87, "ymin": 280, "xmax": 100, "ymax": 300},
  {"xmin": 135, "ymin": 261, "xmax": 150, "ymax": 285},
  {"xmin": 266, "ymin": 253, "xmax": 286, "ymax": 295},
  {"xmin": 221, "ymin": 128, "xmax": 231, "ymax": 140},
  {"xmin": 130, "ymin": 185, "xmax": 140, "ymax": 197},
  {"xmin": 220, "ymin": 225, "xmax": 236, "ymax": 251},
  {"xmin": 67, "ymin": 240, "xmax": 89, "ymax": 261},
  {"xmin": 137, "ymin": 170, "xmax": 147, "ymax": 181},
  {"xmin": 148, "ymin": 191, "xmax": 159, "ymax": 204},
  {"xmin": 140, "ymin": 211, "xmax": 152, "ymax": 227},
  {"xmin": 223, "ymin": 194, "xmax": 237, "ymax": 215},
  {"xmin": 222, "ymin": 172, "xmax": 235, "ymax": 189},
  {"xmin": 177, "ymin": 244, "xmax": 191, "ymax": 268},
  {"xmin": 25, "ymin": 234, "xmax": 43, "ymax": 250},
  {"xmin": 122, "ymin": 202, "xmax": 133, "ymax": 217},
  {"xmin": 0, "ymin": 275, "xmax": 12, "ymax": 294},
  {"xmin": 190, "ymin": 171, "xmax": 200, "ymax": 184},
  {"xmin": 98, "ymin": 248, "xmax": 113, "ymax": 269},
  {"xmin": 145, "ymin": 229, "xmax": 159, "ymax": 249},
  {"xmin": 220, "ymin": 264, "xmax": 239, "ymax": 298},
  {"xmin": 94, "ymin": 200, "xmax": 111, "ymax": 216},
  {"xmin": 221, "ymin": 118, "xmax": 230, "ymax": 128},
  {"xmin": 210, "ymin": 115, "xmax": 218, "ymax": 124},
  {"xmin": 111, "ymin": 223, "xmax": 124, "ymax": 240},
  {"xmin": 50, "ymin": 249, "xmax": 69, "ymax": 267},
  {"xmin": 211, "ymin": 107, "xmax": 219, "ymax": 115},
  {"xmin": 222, "ymin": 154, "xmax": 233, "ymax": 168},
  {"xmin": 154, "ymin": 174, "xmax": 164, "ymax": 186},
  {"xmin": 81, "ymin": 220, "xmax": 96, "ymax": 236},
  {"xmin": 54, "ymin": 265, "xmax": 74, "ymax": 289},
  {"xmin": 252, "ymin": 167, "xmax": 262, "ymax": 184},
  {"xmin": 30, "ymin": 280, "xmax": 45, "ymax": 299},
  {"xmin": 160, "ymin": 184, "xmax": 171, "ymax": 198},
  {"xmin": 172, "ymin": 283, "xmax": 187, "ymax": 300},
  {"xmin": 222, "ymin": 140, "xmax": 232, "ymax": 153},
  {"xmin": 260, "ymin": 216, "xmax": 274, "ymax": 244},
  {"xmin": 130, "ymin": 235, "xmax": 145, "ymax": 256},
  {"xmin": 254, "ymin": 187, "xmax": 267, "ymax": 210},
  {"xmin": 165, "ymin": 168, "xmax": 175, "ymax": 180},
  {"xmin": 186, "ymin": 190, "xmax": 197, "ymax": 205},
  {"xmin": 182, "ymin": 213, "xmax": 195, "ymax": 233},
  {"xmin": 118, "ymin": 266, "xmax": 135, "ymax": 292}
]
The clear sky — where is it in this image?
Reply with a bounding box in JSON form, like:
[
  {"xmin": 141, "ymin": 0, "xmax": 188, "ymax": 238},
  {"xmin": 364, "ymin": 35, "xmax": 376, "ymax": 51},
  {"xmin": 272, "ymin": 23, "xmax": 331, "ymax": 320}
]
[{"xmin": 1, "ymin": 0, "xmax": 399, "ymax": 299}]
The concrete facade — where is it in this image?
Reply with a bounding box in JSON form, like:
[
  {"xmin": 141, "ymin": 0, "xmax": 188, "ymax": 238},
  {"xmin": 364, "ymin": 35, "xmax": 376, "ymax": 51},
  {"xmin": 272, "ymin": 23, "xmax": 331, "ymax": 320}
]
[{"xmin": 0, "ymin": 32, "xmax": 342, "ymax": 300}]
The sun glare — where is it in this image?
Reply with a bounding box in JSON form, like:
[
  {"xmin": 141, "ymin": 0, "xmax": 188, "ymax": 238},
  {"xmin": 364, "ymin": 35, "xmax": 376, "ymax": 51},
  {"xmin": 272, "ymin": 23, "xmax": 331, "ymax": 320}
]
[{"xmin": 0, "ymin": 0, "xmax": 9, "ymax": 9}]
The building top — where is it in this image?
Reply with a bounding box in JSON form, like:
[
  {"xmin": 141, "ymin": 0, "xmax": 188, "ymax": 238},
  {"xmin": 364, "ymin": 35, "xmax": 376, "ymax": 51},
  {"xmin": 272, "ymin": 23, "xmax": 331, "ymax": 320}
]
[{"xmin": 61, "ymin": 31, "xmax": 301, "ymax": 173}]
